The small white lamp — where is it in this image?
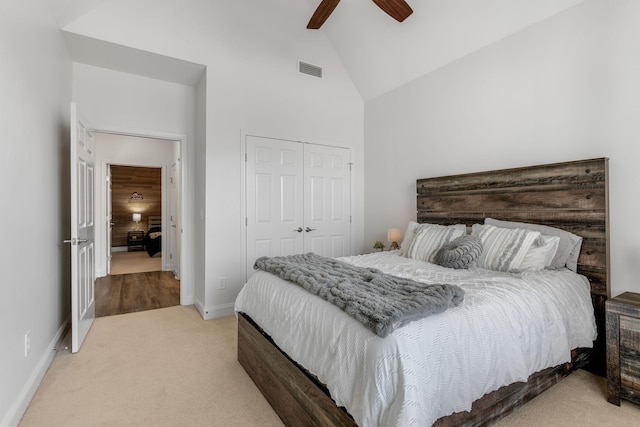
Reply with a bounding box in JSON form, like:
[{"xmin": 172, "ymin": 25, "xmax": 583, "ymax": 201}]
[
  {"xmin": 132, "ymin": 213, "xmax": 142, "ymax": 230},
  {"xmin": 387, "ymin": 228, "xmax": 402, "ymax": 251}
]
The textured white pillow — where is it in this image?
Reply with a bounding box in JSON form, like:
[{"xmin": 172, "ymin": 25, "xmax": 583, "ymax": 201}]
[
  {"xmin": 400, "ymin": 221, "xmax": 466, "ymax": 256},
  {"xmin": 519, "ymin": 235, "xmax": 560, "ymax": 272},
  {"xmin": 399, "ymin": 221, "xmax": 421, "ymax": 255},
  {"xmin": 471, "ymin": 224, "xmax": 540, "ymax": 272},
  {"xmin": 484, "ymin": 218, "xmax": 583, "ymax": 272},
  {"xmin": 405, "ymin": 223, "xmax": 466, "ymax": 262}
]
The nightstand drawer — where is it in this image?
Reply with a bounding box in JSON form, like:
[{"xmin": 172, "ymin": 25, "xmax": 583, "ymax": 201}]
[
  {"xmin": 620, "ymin": 315, "xmax": 640, "ymax": 394},
  {"xmin": 607, "ymin": 292, "xmax": 640, "ymax": 406}
]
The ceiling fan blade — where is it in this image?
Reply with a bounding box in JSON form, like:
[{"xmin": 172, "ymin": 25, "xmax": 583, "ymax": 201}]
[
  {"xmin": 371, "ymin": 0, "xmax": 413, "ymax": 22},
  {"xmin": 307, "ymin": 0, "xmax": 341, "ymax": 29}
]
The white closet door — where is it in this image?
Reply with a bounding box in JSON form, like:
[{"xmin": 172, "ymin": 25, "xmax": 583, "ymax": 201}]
[
  {"xmin": 246, "ymin": 136, "xmax": 352, "ymax": 279},
  {"xmin": 303, "ymin": 144, "xmax": 351, "ymax": 258},
  {"xmin": 246, "ymin": 136, "xmax": 304, "ymax": 278}
]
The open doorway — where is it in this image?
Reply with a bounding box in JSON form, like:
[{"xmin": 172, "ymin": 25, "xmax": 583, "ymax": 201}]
[
  {"xmin": 94, "ymin": 133, "xmax": 182, "ymax": 317},
  {"xmin": 108, "ymin": 165, "xmax": 163, "ymax": 275}
]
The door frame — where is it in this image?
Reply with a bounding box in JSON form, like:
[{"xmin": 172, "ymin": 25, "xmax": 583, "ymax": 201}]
[
  {"xmin": 93, "ymin": 127, "xmax": 193, "ymax": 306},
  {"xmin": 241, "ymin": 131, "xmax": 354, "ymax": 283},
  {"xmin": 105, "ymin": 162, "xmax": 166, "ymax": 270}
]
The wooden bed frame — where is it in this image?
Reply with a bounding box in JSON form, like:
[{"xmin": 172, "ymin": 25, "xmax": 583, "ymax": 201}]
[{"xmin": 237, "ymin": 157, "xmax": 610, "ymax": 426}]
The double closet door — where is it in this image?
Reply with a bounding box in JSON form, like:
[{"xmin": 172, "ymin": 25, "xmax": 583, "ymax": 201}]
[{"xmin": 246, "ymin": 135, "xmax": 351, "ymax": 278}]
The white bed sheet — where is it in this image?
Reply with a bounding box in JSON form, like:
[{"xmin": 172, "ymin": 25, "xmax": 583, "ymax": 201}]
[{"xmin": 235, "ymin": 252, "xmax": 597, "ymax": 427}]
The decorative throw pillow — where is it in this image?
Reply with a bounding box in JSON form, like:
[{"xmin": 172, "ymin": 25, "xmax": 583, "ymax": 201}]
[
  {"xmin": 518, "ymin": 234, "xmax": 560, "ymax": 272},
  {"xmin": 471, "ymin": 224, "xmax": 540, "ymax": 272},
  {"xmin": 400, "ymin": 221, "xmax": 466, "ymax": 256},
  {"xmin": 405, "ymin": 223, "xmax": 466, "ymax": 262},
  {"xmin": 484, "ymin": 218, "xmax": 582, "ymax": 272},
  {"xmin": 434, "ymin": 235, "xmax": 483, "ymax": 269},
  {"xmin": 399, "ymin": 221, "xmax": 421, "ymax": 255}
]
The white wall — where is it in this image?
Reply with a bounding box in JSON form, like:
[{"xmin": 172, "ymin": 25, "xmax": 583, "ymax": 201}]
[
  {"xmin": 93, "ymin": 133, "xmax": 177, "ymax": 277},
  {"xmin": 194, "ymin": 74, "xmax": 207, "ymax": 307},
  {"xmin": 63, "ymin": 0, "xmax": 365, "ymax": 319},
  {"xmin": 0, "ymin": 1, "xmax": 72, "ymax": 426},
  {"xmin": 364, "ymin": 0, "xmax": 640, "ymax": 297},
  {"xmin": 72, "ymin": 62, "xmax": 196, "ymax": 305}
]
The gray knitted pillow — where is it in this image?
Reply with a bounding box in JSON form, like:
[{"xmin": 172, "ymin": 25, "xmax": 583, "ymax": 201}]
[{"xmin": 434, "ymin": 235, "xmax": 483, "ymax": 269}]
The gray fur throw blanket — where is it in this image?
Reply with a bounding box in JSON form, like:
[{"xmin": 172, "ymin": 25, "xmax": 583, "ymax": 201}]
[{"xmin": 254, "ymin": 253, "xmax": 464, "ymax": 337}]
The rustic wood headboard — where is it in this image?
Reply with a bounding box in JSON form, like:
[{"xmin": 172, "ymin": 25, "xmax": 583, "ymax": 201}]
[
  {"xmin": 148, "ymin": 215, "xmax": 162, "ymax": 229},
  {"xmin": 416, "ymin": 158, "xmax": 609, "ymax": 372}
]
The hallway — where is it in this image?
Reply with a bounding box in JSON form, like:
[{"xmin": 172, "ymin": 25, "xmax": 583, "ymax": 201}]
[{"xmin": 95, "ymin": 271, "xmax": 180, "ymax": 317}]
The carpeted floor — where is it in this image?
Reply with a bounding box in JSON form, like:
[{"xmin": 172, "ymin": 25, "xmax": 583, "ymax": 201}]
[
  {"xmin": 19, "ymin": 306, "xmax": 640, "ymax": 426},
  {"xmin": 20, "ymin": 307, "xmax": 282, "ymax": 427}
]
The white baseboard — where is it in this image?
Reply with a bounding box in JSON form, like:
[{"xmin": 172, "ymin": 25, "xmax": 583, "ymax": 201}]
[
  {"xmin": 111, "ymin": 246, "xmax": 128, "ymax": 252},
  {"xmin": 1, "ymin": 317, "xmax": 69, "ymax": 427},
  {"xmin": 194, "ymin": 299, "xmax": 234, "ymax": 320}
]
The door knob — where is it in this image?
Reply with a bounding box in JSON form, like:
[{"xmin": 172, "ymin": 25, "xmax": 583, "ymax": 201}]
[
  {"xmin": 305, "ymin": 227, "xmax": 316, "ymax": 232},
  {"xmin": 294, "ymin": 227, "xmax": 303, "ymax": 233}
]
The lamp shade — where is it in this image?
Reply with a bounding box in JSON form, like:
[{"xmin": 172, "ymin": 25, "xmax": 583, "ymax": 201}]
[
  {"xmin": 387, "ymin": 228, "xmax": 402, "ymax": 243},
  {"xmin": 132, "ymin": 213, "xmax": 142, "ymax": 223}
]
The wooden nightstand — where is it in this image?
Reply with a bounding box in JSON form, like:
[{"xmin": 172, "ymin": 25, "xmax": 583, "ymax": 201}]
[
  {"xmin": 606, "ymin": 292, "xmax": 640, "ymax": 406},
  {"xmin": 127, "ymin": 230, "xmax": 145, "ymax": 252}
]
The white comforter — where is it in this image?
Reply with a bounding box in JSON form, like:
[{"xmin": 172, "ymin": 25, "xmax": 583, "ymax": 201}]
[{"xmin": 234, "ymin": 252, "xmax": 597, "ymax": 427}]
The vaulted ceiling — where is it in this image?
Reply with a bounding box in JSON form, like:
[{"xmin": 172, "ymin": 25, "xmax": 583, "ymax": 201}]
[
  {"xmin": 49, "ymin": 0, "xmax": 586, "ymax": 101},
  {"xmin": 303, "ymin": 0, "xmax": 585, "ymax": 100}
]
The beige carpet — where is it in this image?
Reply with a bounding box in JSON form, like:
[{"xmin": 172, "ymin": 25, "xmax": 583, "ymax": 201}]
[
  {"xmin": 19, "ymin": 306, "xmax": 640, "ymax": 427},
  {"xmin": 110, "ymin": 251, "xmax": 162, "ymax": 275},
  {"xmin": 20, "ymin": 307, "xmax": 282, "ymax": 427}
]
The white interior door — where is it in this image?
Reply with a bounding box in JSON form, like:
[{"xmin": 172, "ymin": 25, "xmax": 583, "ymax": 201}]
[
  {"xmin": 303, "ymin": 144, "xmax": 351, "ymax": 257},
  {"xmin": 246, "ymin": 136, "xmax": 304, "ymax": 278},
  {"xmin": 106, "ymin": 164, "xmax": 112, "ymax": 275},
  {"xmin": 67, "ymin": 103, "xmax": 96, "ymax": 353}
]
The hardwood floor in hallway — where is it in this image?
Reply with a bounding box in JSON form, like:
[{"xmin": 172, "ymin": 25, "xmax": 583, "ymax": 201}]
[{"xmin": 95, "ymin": 271, "xmax": 180, "ymax": 317}]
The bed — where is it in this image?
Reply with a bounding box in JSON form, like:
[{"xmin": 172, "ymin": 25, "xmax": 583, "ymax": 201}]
[
  {"xmin": 143, "ymin": 215, "xmax": 162, "ymax": 257},
  {"xmin": 235, "ymin": 158, "xmax": 609, "ymax": 426}
]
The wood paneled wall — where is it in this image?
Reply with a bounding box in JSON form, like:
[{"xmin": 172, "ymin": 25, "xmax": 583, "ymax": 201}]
[{"xmin": 111, "ymin": 165, "xmax": 161, "ymax": 247}]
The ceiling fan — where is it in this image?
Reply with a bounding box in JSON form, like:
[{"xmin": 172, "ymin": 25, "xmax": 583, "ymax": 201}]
[{"xmin": 307, "ymin": 0, "xmax": 413, "ymax": 29}]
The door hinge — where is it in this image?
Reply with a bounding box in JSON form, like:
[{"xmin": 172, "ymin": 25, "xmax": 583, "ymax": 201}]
[
  {"xmin": 245, "ymin": 217, "xmax": 248, "ymax": 226},
  {"xmin": 348, "ymin": 162, "xmax": 353, "ymax": 171},
  {"xmin": 245, "ymin": 153, "xmax": 248, "ymax": 162},
  {"xmin": 350, "ymin": 215, "xmax": 352, "ymax": 224}
]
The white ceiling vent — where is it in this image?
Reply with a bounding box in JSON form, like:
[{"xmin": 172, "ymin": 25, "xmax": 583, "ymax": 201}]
[{"xmin": 298, "ymin": 61, "xmax": 322, "ymax": 78}]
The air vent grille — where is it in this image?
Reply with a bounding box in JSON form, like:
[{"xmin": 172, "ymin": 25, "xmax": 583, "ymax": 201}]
[{"xmin": 298, "ymin": 61, "xmax": 323, "ymax": 78}]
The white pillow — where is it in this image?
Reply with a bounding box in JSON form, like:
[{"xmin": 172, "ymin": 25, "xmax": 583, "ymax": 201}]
[
  {"xmin": 484, "ymin": 218, "xmax": 583, "ymax": 272},
  {"xmin": 400, "ymin": 221, "xmax": 466, "ymax": 256},
  {"xmin": 405, "ymin": 223, "xmax": 466, "ymax": 262},
  {"xmin": 471, "ymin": 224, "xmax": 540, "ymax": 272},
  {"xmin": 399, "ymin": 221, "xmax": 420, "ymax": 255},
  {"xmin": 519, "ymin": 234, "xmax": 560, "ymax": 272}
]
